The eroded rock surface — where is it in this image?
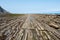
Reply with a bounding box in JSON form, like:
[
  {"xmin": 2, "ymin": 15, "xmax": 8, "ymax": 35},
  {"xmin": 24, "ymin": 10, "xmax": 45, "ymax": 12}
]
[{"xmin": 0, "ymin": 14, "xmax": 60, "ymax": 40}]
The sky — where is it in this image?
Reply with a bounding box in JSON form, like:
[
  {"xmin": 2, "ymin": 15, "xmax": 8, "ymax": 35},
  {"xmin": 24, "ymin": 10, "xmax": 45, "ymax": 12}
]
[{"xmin": 0, "ymin": 0, "xmax": 60, "ymax": 14}]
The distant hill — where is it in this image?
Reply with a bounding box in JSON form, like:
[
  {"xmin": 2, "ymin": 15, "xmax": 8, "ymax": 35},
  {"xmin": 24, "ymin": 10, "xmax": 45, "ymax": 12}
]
[
  {"xmin": 0, "ymin": 6, "xmax": 10, "ymax": 14},
  {"xmin": 0, "ymin": 6, "xmax": 11, "ymax": 17}
]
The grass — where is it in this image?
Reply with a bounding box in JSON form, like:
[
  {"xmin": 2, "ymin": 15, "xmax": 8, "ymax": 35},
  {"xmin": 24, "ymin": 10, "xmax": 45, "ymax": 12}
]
[
  {"xmin": 0, "ymin": 14, "xmax": 24, "ymax": 17},
  {"xmin": 7, "ymin": 14, "xmax": 24, "ymax": 17}
]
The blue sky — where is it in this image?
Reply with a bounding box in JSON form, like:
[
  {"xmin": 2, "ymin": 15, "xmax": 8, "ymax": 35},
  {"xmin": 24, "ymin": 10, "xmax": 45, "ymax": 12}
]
[{"xmin": 0, "ymin": 0, "xmax": 60, "ymax": 14}]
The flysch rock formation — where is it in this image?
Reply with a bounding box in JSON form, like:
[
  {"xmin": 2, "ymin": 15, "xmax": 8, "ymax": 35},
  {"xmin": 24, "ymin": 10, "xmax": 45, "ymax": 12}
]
[{"xmin": 0, "ymin": 14, "xmax": 60, "ymax": 40}]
